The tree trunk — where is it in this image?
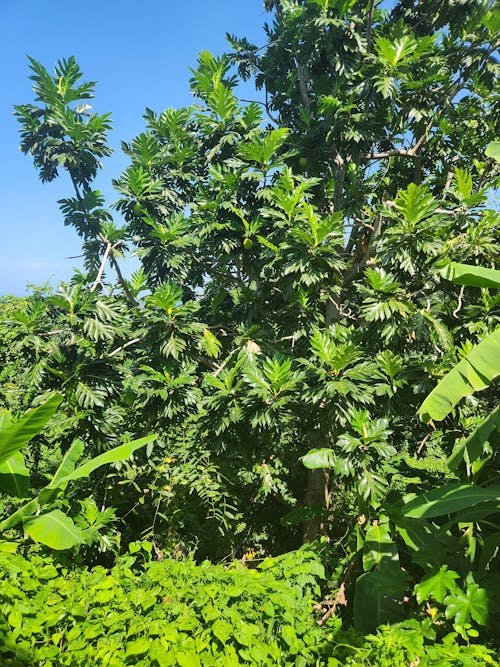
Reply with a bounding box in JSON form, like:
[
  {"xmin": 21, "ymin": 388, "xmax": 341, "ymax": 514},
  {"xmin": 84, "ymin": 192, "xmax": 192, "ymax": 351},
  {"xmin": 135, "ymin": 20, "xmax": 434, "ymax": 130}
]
[
  {"xmin": 303, "ymin": 467, "xmax": 330, "ymax": 543},
  {"xmin": 303, "ymin": 430, "xmax": 330, "ymax": 543}
]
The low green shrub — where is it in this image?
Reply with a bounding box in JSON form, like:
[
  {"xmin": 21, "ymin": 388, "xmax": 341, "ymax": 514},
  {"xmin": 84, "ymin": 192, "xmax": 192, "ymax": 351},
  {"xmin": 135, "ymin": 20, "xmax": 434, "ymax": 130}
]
[
  {"xmin": 0, "ymin": 546, "xmax": 329, "ymax": 666},
  {"xmin": 328, "ymin": 621, "xmax": 499, "ymax": 666},
  {"xmin": 0, "ymin": 545, "xmax": 497, "ymax": 666}
]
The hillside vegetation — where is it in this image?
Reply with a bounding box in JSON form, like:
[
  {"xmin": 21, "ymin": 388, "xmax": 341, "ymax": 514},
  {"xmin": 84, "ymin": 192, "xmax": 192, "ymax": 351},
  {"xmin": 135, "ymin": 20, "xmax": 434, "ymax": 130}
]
[{"xmin": 1, "ymin": 0, "xmax": 499, "ymax": 664}]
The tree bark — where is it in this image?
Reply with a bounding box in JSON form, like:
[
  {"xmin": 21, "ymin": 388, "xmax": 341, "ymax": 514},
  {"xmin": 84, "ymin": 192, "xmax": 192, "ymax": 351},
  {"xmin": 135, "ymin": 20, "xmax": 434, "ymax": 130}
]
[
  {"xmin": 303, "ymin": 430, "xmax": 330, "ymax": 543},
  {"xmin": 303, "ymin": 467, "xmax": 330, "ymax": 543}
]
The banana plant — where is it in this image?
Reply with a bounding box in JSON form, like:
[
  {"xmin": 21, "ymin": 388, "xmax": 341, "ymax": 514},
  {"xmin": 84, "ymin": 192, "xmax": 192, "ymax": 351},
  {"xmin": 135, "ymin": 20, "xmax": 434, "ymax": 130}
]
[
  {"xmin": 392, "ymin": 261, "xmax": 500, "ymax": 636},
  {"xmin": 411, "ymin": 263, "xmax": 500, "ymax": 517},
  {"xmin": 418, "ymin": 263, "xmax": 500, "ymax": 420},
  {"xmin": 0, "ymin": 393, "xmax": 156, "ymax": 549}
]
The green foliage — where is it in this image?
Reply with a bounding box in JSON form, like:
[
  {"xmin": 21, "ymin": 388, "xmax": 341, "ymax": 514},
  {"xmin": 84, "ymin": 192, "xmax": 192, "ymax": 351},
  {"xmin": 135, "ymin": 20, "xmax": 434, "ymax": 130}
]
[
  {"xmin": 14, "ymin": 56, "xmax": 112, "ymax": 189},
  {"xmin": 418, "ymin": 330, "xmax": 500, "ymax": 422},
  {"xmin": 485, "ymin": 141, "xmax": 500, "ymax": 163},
  {"xmin": 303, "ymin": 410, "xmax": 396, "ymax": 507},
  {"xmin": 418, "ymin": 262, "xmax": 500, "ymax": 422},
  {"xmin": 353, "ymin": 520, "xmax": 408, "ymax": 633},
  {"xmin": 448, "ymin": 406, "xmax": 500, "ymax": 471},
  {"xmin": 0, "ymin": 395, "xmax": 62, "ymax": 466},
  {"xmin": 414, "ymin": 565, "xmax": 460, "ymax": 605},
  {"xmin": 440, "ymin": 263, "xmax": 500, "ymax": 290},
  {"xmin": 0, "ymin": 547, "xmax": 330, "ymax": 666},
  {"xmin": 0, "ymin": 396, "xmax": 156, "ymax": 550},
  {"xmin": 4, "ymin": 0, "xmax": 500, "ymax": 655},
  {"xmin": 402, "ymin": 484, "xmax": 500, "ymax": 519},
  {"xmin": 328, "ymin": 620, "xmax": 498, "ymax": 666},
  {"xmin": 0, "ymin": 548, "xmax": 496, "ymax": 666}
]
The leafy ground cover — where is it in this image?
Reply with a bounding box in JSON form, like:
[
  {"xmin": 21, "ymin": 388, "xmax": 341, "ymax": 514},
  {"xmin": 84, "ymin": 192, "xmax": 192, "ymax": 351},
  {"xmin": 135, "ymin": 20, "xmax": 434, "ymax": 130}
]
[
  {"xmin": 1, "ymin": 546, "xmax": 497, "ymax": 666},
  {"xmin": 0, "ymin": 547, "xmax": 327, "ymax": 666}
]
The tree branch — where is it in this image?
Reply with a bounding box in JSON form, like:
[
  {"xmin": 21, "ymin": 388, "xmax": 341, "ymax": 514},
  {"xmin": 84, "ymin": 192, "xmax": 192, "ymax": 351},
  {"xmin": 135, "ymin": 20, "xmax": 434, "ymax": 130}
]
[
  {"xmin": 366, "ymin": 0, "xmax": 376, "ymax": 54},
  {"xmin": 109, "ymin": 252, "xmax": 140, "ymax": 308},
  {"xmin": 265, "ymin": 86, "xmax": 280, "ymax": 125},
  {"xmin": 108, "ymin": 337, "xmax": 143, "ymax": 358},
  {"xmin": 453, "ymin": 285, "xmax": 465, "ymax": 319},
  {"xmin": 90, "ymin": 241, "xmax": 112, "ymax": 292},
  {"xmin": 68, "ymin": 176, "xmax": 140, "ymax": 310},
  {"xmin": 333, "ymin": 153, "xmax": 346, "ymax": 212},
  {"xmin": 238, "ymin": 95, "xmax": 280, "ymax": 126},
  {"xmin": 366, "ymin": 146, "xmax": 421, "ymax": 160},
  {"xmin": 411, "ymin": 117, "xmax": 434, "ymax": 155},
  {"xmin": 367, "ymin": 116, "xmax": 435, "ymax": 162},
  {"xmin": 295, "ymin": 60, "xmax": 311, "ymax": 110}
]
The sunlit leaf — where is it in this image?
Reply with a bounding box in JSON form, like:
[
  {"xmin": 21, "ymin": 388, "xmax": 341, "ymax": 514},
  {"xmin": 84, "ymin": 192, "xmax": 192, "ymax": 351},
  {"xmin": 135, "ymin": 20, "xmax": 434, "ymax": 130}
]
[
  {"xmin": 57, "ymin": 435, "xmax": 157, "ymax": 485},
  {"xmin": 418, "ymin": 329, "xmax": 500, "ymax": 422},
  {"xmin": 485, "ymin": 141, "xmax": 500, "ymax": 163},
  {"xmin": 0, "ymin": 453, "xmax": 29, "ymax": 498},
  {"xmin": 414, "ymin": 566, "xmax": 459, "ymax": 604},
  {"xmin": 440, "ymin": 262, "xmax": 500, "ymax": 289},
  {"xmin": 448, "ymin": 407, "xmax": 500, "ymax": 470},
  {"xmin": 0, "ymin": 394, "xmax": 62, "ymax": 466},
  {"xmin": 301, "ymin": 448, "xmax": 335, "ymax": 469},
  {"xmin": 23, "ymin": 510, "xmax": 83, "ymax": 550},
  {"xmin": 403, "ymin": 483, "xmax": 500, "ymax": 519},
  {"xmin": 444, "ymin": 584, "xmax": 489, "ymax": 626}
]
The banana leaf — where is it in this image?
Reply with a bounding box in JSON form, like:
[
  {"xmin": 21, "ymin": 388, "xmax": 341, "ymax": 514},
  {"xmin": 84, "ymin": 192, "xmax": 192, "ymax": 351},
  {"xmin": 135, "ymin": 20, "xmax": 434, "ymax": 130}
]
[
  {"xmin": 23, "ymin": 510, "xmax": 83, "ymax": 550},
  {"xmin": 418, "ymin": 328, "xmax": 500, "ymax": 422},
  {"xmin": 0, "ymin": 452, "xmax": 29, "ymax": 497},
  {"xmin": 403, "ymin": 483, "xmax": 500, "ymax": 519},
  {"xmin": 448, "ymin": 407, "xmax": 500, "ymax": 470},
  {"xmin": 0, "ymin": 394, "xmax": 62, "ymax": 466},
  {"xmin": 439, "ymin": 263, "xmax": 500, "ymax": 289}
]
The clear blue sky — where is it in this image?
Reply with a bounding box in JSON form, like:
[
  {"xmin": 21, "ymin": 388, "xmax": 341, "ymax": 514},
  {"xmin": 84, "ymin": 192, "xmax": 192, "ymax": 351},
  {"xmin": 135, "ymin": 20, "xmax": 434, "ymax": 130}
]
[{"xmin": 0, "ymin": 0, "xmax": 266, "ymax": 295}]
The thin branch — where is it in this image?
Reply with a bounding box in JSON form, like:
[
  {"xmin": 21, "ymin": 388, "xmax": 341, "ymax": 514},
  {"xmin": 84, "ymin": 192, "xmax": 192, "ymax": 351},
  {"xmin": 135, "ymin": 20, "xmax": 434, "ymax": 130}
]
[
  {"xmin": 90, "ymin": 241, "xmax": 112, "ymax": 292},
  {"xmin": 341, "ymin": 211, "xmax": 381, "ymax": 287},
  {"xmin": 190, "ymin": 253, "xmax": 249, "ymax": 290},
  {"xmin": 265, "ymin": 86, "xmax": 280, "ymax": 125},
  {"xmin": 108, "ymin": 337, "xmax": 143, "ymax": 358},
  {"xmin": 453, "ymin": 285, "xmax": 465, "ymax": 319},
  {"xmin": 239, "ymin": 98, "xmax": 266, "ymax": 106},
  {"xmin": 109, "ymin": 253, "xmax": 140, "ymax": 308},
  {"xmin": 69, "ymin": 173, "xmax": 83, "ymax": 201},
  {"xmin": 443, "ymin": 170, "xmax": 455, "ymax": 194},
  {"xmin": 212, "ymin": 348, "xmax": 239, "ymax": 377},
  {"xmin": 366, "ymin": 0, "xmax": 376, "ymax": 53},
  {"xmin": 317, "ymin": 582, "xmax": 347, "ymax": 626},
  {"xmin": 367, "ymin": 115, "xmax": 434, "ymax": 162},
  {"xmin": 416, "ymin": 432, "xmax": 431, "ymax": 456},
  {"xmin": 98, "ymin": 280, "xmax": 110, "ymax": 297},
  {"xmin": 68, "ymin": 175, "xmax": 140, "ymax": 310},
  {"xmin": 295, "ymin": 59, "xmax": 311, "ymax": 110},
  {"xmin": 366, "ymin": 148, "xmax": 418, "ymax": 160},
  {"xmin": 411, "ymin": 117, "xmax": 434, "ymax": 155},
  {"xmin": 237, "ymin": 87, "xmax": 279, "ymax": 125},
  {"xmin": 366, "ymin": 147, "xmax": 416, "ymax": 160},
  {"xmin": 442, "ymin": 155, "xmax": 460, "ymax": 196},
  {"xmin": 333, "ymin": 153, "xmax": 346, "ymax": 212}
]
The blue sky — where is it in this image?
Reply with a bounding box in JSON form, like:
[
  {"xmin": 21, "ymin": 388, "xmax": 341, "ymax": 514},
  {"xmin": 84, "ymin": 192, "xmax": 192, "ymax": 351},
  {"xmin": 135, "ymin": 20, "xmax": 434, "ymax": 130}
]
[{"xmin": 0, "ymin": 0, "xmax": 266, "ymax": 295}]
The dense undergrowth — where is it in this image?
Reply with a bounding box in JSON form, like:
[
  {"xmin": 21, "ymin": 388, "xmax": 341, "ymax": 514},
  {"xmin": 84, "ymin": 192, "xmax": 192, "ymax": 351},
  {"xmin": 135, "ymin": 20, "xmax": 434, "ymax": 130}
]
[{"xmin": 1, "ymin": 547, "xmax": 497, "ymax": 666}]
